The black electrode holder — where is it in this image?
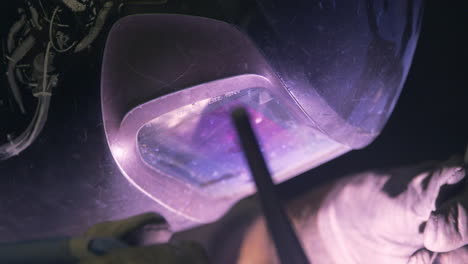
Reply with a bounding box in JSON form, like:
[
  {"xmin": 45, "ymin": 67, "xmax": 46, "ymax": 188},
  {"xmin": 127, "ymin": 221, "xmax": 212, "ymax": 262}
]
[{"xmin": 231, "ymin": 108, "xmax": 310, "ymax": 264}]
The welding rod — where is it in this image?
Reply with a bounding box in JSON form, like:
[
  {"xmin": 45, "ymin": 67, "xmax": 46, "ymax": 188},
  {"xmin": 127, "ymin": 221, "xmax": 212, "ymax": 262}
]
[{"xmin": 231, "ymin": 108, "xmax": 310, "ymax": 264}]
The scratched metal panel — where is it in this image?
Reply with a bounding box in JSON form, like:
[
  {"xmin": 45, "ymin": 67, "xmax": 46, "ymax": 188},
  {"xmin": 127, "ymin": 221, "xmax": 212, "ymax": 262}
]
[{"xmin": 0, "ymin": 69, "xmax": 194, "ymax": 243}]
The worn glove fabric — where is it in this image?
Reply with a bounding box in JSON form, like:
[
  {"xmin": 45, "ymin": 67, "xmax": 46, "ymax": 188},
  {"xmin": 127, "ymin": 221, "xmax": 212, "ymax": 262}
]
[
  {"xmin": 317, "ymin": 157, "xmax": 466, "ymax": 264},
  {"xmin": 409, "ymin": 246, "xmax": 468, "ymax": 264},
  {"xmin": 438, "ymin": 246, "xmax": 468, "ymax": 264},
  {"xmin": 237, "ymin": 156, "xmax": 468, "ymax": 264}
]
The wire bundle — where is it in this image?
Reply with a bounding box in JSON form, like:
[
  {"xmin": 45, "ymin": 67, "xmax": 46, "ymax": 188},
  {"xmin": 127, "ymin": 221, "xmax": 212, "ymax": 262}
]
[{"xmin": 1, "ymin": 0, "xmax": 111, "ymax": 160}]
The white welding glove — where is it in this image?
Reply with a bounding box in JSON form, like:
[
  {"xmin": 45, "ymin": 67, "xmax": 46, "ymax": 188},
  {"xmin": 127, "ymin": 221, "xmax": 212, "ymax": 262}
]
[{"xmin": 316, "ymin": 157, "xmax": 467, "ymax": 264}]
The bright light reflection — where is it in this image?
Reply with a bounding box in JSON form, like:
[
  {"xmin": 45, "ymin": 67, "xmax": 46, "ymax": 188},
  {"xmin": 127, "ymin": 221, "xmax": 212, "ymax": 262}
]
[{"xmin": 137, "ymin": 88, "xmax": 348, "ymax": 197}]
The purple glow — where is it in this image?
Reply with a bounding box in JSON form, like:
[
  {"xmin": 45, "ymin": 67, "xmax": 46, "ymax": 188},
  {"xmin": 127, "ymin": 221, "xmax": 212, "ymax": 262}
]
[{"xmin": 137, "ymin": 88, "xmax": 349, "ymax": 197}]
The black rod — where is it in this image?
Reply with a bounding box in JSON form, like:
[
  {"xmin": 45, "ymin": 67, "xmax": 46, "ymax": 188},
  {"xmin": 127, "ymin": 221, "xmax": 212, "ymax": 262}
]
[{"xmin": 231, "ymin": 108, "xmax": 310, "ymax": 264}]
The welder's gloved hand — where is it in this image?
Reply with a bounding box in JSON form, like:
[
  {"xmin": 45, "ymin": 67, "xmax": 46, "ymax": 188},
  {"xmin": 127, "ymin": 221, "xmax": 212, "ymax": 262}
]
[
  {"xmin": 316, "ymin": 157, "xmax": 467, "ymax": 264},
  {"xmin": 78, "ymin": 240, "xmax": 210, "ymax": 264},
  {"xmin": 437, "ymin": 246, "xmax": 468, "ymax": 264},
  {"xmin": 69, "ymin": 212, "xmax": 171, "ymax": 260},
  {"xmin": 408, "ymin": 246, "xmax": 468, "ymax": 264}
]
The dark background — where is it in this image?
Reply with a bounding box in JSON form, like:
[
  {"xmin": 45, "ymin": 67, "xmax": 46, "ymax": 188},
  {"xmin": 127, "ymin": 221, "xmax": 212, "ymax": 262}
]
[{"xmin": 0, "ymin": 0, "xmax": 466, "ymax": 246}]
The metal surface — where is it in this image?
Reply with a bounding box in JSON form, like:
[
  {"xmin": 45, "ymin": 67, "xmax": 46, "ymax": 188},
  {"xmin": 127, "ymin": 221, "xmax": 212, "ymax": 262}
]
[{"xmin": 0, "ymin": 69, "xmax": 196, "ymax": 243}]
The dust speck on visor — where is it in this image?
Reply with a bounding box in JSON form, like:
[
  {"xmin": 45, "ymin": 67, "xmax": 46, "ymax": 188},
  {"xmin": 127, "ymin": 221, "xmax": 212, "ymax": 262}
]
[{"xmin": 101, "ymin": 0, "xmax": 423, "ymax": 230}]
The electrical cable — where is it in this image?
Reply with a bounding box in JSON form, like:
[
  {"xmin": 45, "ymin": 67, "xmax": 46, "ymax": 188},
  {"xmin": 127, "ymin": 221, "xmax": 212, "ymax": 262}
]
[
  {"xmin": 1, "ymin": 0, "xmax": 104, "ymax": 159},
  {"xmin": 39, "ymin": 0, "xmax": 69, "ymax": 27},
  {"xmin": 6, "ymin": 34, "xmax": 36, "ymax": 114},
  {"xmin": 7, "ymin": 13, "xmax": 26, "ymax": 54},
  {"xmin": 62, "ymin": 0, "xmax": 87, "ymax": 12},
  {"xmin": 35, "ymin": 41, "xmax": 52, "ymax": 97},
  {"xmin": 0, "ymin": 42, "xmax": 53, "ymax": 160},
  {"xmin": 74, "ymin": 1, "xmax": 113, "ymax": 52},
  {"xmin": 38, "ymin": 0, "xmax": 48, "ymax": 17},
  {"xmin": 49, "ymin": 7, "xmax": 76, "ymax": 53},
  {"xmin": 27, "ymin": 2, "xmax": 42, "ymax": 30}
]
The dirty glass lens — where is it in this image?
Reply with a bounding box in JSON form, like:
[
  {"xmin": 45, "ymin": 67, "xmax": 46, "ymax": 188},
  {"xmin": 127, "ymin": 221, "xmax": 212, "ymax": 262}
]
[{"xmin": 137, "ymin": 88, "xmax": 348, "ymax": 197}]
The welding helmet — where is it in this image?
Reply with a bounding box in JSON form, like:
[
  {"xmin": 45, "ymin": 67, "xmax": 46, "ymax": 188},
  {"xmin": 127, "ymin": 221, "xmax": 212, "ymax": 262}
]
[{"xmin": 101, "ymin": 0, "xmax": 423, "ymax": 229}]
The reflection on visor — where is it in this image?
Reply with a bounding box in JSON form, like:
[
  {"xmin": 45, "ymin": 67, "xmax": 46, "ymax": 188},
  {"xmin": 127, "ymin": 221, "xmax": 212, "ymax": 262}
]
[{"xmin": 137, "ymin": 88, "xmax": 348, "ymax": 197}]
